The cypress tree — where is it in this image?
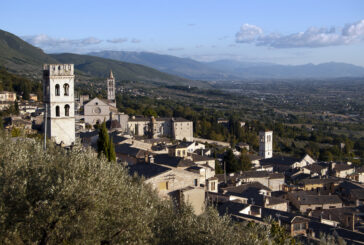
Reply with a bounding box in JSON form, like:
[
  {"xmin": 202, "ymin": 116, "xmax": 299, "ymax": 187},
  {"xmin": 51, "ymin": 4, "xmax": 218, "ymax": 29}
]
[
  {"xmin": 97, "ymin": 121, "xmax": 116, "ymax": 162},
  {"xmin": 97, "ymin": 122, "xmax": 110, "ymax": 160},
  {"xmin": 14, "ymin": 100, "xmax": 19, "ymax": 115},
  {"xmin": 108, "ymin": 138, "xmax": 116, "ymax": 162}
]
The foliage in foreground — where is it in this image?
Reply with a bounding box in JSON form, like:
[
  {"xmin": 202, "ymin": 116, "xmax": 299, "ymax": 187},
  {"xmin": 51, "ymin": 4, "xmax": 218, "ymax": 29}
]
[{"xmin": 0, "ymin": 134, "xmax": 300, "ymax": 244}]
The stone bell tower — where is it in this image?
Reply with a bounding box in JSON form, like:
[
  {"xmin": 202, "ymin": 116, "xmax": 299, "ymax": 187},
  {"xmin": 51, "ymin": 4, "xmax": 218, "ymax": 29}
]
[
  {"xmin": 259, "ymin": 130, "xmax": 273, "ymax": 159},
  {"xmin": 43, "ymin": 64, "xmax": 75, "ymax": 146},
  {"xmin": 107, "ymin": 70, "xmax": 116, "ymax": 107}
]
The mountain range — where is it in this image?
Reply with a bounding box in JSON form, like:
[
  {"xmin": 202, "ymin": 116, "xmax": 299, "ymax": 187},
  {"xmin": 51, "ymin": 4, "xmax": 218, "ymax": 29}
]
[
  {"xmin": 89, "ymin": 51, "xmax": 364, "ymax": 80},
  {"xmin": 1, "ymin": 29, "xmax": 364, "ymax": 85},
  {"xmin": 0, "ymin": 29, "xmax": 199, "ymax": 87}
]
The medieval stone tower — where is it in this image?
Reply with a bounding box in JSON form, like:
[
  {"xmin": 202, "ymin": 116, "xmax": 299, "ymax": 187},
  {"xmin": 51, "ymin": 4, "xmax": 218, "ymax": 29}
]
[
  {"xmin": 107, "ymin": 70, "xmax": 116, "ymax": 107},
  {"xmin": 43, "ymin": 64, "xmax": 75, "ymax": 146},
  {"xmin": 259, "ymin": 130, "xmax": 273, "ymax": 159}
]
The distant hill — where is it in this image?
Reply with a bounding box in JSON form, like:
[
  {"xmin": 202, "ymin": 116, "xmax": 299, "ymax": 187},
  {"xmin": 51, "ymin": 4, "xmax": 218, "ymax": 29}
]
[
  {"xmin": 88, "ymin": 50, "xmax": 239, "ymax": 81},
  {"xmin": 205, "ymin": 60, "xmax": 364, "ymax": 79},
  {"xmin": 0, "ymin": 29, "xmax": 203, "ymax": 87},
  {"xmin": 90, "ymin": 50, "xmax": 364, "ymax": 80},
  {"xmin": 50, "ymin": 53, "xmax": 202, "ymax": 87},
  {"xmin": 0, "ymin": 30, "xmax": 58, "ymax": 78}
]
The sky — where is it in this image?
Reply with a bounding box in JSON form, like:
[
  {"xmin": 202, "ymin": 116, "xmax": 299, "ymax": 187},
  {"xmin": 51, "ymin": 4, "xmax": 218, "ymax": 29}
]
[{"xmin": 1, "ymin": 0, "xmax": 364, "ymax": 66}]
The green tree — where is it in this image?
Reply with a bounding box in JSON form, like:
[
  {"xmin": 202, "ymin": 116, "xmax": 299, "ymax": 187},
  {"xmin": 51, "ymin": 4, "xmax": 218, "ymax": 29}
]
[
  {"xmin": 11, "ymin": 127, "xmax": 22, "ymax": 137},
  {"xmin": 97, "ymin": 121, "xmax": 114, "ymax": 161},
  {"xmin": 108, "ymin": 137, "xmax": 116, "ymax": 162},
  {"xmin": 14, "ymin": 100, "xmax": 19, "ymax": 115},
  {"xmin": 223, "ymin": 149, "xmax": 239, "ymax": 173},
  {"xmin": 0, "ymin": 135, "xmax": 304, "ymax": 245},
  {"xmin": 239, "ymin": 149, "xmax": 252, "ymax": 171},
  {"xmin": 320, "ymin": 150, "xmax": 333, "ymax": 162}
]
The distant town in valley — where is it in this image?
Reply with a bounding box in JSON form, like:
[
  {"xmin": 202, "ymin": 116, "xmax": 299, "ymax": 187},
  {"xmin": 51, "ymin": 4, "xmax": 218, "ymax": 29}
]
[{"xmin": 1, "ymin": 1, "xmax": 364, "ymax": 244}]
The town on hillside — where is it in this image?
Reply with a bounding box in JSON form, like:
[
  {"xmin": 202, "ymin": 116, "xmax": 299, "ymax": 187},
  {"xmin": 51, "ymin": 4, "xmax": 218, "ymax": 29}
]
[{"xmin": 2, "ymin": 63, "xmax": 364, "ymax": 244}]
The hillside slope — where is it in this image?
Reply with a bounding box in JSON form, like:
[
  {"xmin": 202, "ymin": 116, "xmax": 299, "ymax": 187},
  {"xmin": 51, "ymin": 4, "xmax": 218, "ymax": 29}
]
[
  {"xmin": 0, "ymin": 29, "xmax": 204, "ymax": 87},
  {"xmin": 90, "ymin": 50, "xmax": 364, "ymax": 80},
  {"xmin": 50, "ymin": 53, "xmax": 205, "ymax": 87},
  {"xmin": 0, "ymin": 30, "xmax": 58, "ymax": 78},
  {"xmin": 89, "ymin": 50, "xmax": 239, "ymax": 80}
]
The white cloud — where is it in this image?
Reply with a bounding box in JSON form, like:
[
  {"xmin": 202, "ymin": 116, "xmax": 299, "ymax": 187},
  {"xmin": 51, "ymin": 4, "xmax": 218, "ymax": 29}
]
[
  {"xmin": 235, "ymin": 24, "xmax": 263, "ymax": 43},
  {"xmin": 107, "ymin": 38, "xmax": 128, "ymax": 43},
  {"xmin": 342, "ymin": 19, "xmax": 364, "ymax": 38},
  {"xmin": 131, "ymin": 38, "xmax": 141, "ymax": 43},
  {"xmin": 22, "ymin": 34, "xmax": 102, "ymax": 52},
  {"xmin": 235, "ymin": 19, "xmax": 364, "ymax": 48}
]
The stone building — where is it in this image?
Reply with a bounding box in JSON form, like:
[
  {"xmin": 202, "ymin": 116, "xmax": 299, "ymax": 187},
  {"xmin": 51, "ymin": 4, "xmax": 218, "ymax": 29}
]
[
  {"xmin": 259, "ymin": 130, "xmax": 273, "ymax": 159},
  {"xmin": 83, "ymin": 97, "xmax": 118, "ymax": 125},
  {"xmin": 43, "ymin": 64, "xmax": 75, "ymax": 146},
  {"xmin": 127, "ymin": 116, "xmax": 193, "ymax": 141},
  {"xmin": 128, "ymin": 162, "xmax": 203, "ymax": 214},
  {"xmin": 82, "ymin": 71, "xmax": 128, "ymax": 127},
  {"xmin": 288, "ymin": 191, "xmax": 343, "ymax": 212},
  {"xmin": 0, "ymin": 91, "xmax": 16, "ymax": 102}
]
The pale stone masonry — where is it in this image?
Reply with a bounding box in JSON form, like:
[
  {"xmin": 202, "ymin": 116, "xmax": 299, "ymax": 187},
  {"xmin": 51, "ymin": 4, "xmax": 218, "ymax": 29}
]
[
  {"xmin": 107, "ymin": 70, "xmax": 116, "ymax": 107},
  {"xmin": 43, "ymin": 64, "xmax": 75, "ymax": 146},
  {"xmin": 0, "ymin": 91, "xmax": 16, "ymax": 102},
  {"xmin": 259, "ymin": 130, "xmax": 273, "ymax": 159},
  {"xmin": 83, "ymin": 97, "xmax": 118, "ymax": 125},
  {"xmin": 127, "ymin": 116, "xmax": 193, "ymax": 141}
]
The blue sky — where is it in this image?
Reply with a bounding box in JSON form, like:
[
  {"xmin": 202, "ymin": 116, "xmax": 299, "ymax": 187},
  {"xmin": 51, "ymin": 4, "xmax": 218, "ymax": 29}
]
[{"xmin": 1, "ymin": 0, "xmax": 364, "ymax": 66}]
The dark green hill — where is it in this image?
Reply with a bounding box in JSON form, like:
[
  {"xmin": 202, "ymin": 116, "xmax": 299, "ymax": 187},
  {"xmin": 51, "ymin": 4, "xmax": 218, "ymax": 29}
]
[
  {"xmin": 0, "ymin": 30, "xmax": 58, "ymax": 78},
  {"xmin": 0, "ymin": 29, "xmax": 206, "ymax": 87}
]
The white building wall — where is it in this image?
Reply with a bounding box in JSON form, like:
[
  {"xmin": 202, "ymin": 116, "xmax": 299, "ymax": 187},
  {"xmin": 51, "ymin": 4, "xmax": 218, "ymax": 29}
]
[
  {"xmin": 145, "ymin": 168, "xmax": 200, "ymax": 198},
  {"xmin": 173, "ymin": 121, "xmax": 193, "ymax": 141},
  {"xmin": 43, "ymin": 64, "xmax": 75, "ymax": 146},
  {"xmin": 259, "ymin": 131, "xmax": 273, "ymax": 159},
  {"xmin": 268, "ymin": 178, "xmax": 284, "ymax": 191}
]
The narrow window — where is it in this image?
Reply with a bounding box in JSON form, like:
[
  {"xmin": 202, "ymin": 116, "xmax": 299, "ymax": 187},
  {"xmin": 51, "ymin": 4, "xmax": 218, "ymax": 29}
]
[
  {"xmin": 56, "ymin": 106, "xmax": 60, "ymax": 117},
  {"xmin": 194, "ymin": 179, "xmax": 198, "ymax": 186},
  {"xmin": 211, "ymin": 181, "xmax": 216, "ymax": 191},
  {"xmin": 64, "ymin": 104, "xmax": 70, "ymax": 116},
  {"xmin": 55, "ymin": 84, "xmax": 60, "ymax": 96},
  {"xmin": 63, "ymin": 83, "xmax": 69, "ymax": 96}
]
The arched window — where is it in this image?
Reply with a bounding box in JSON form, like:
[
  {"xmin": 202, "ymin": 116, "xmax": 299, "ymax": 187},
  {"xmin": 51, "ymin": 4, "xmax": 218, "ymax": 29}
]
[
  {"xmin": 55, "ymin": 84, "xmax": 60, "ymax": 96},
  {"xmin": 63, "ymin": 83, "xmax": 69, "ymax": 96},
  {"xmin": 64, "ymin": 104, "xmax": 70, "ymax": 116},
  {"xmin": 58, "ymin": 65, "xmax": 61, "ymax": 70},
  {"xmin": 56, "ymin": 106, "xmax": 60, "ymax": 117}
]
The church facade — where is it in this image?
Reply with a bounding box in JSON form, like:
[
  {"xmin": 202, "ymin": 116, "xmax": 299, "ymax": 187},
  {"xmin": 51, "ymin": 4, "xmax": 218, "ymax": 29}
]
[{"xmin": 83, "ymin": 70, "xmax": 119, "ymax": 125}]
